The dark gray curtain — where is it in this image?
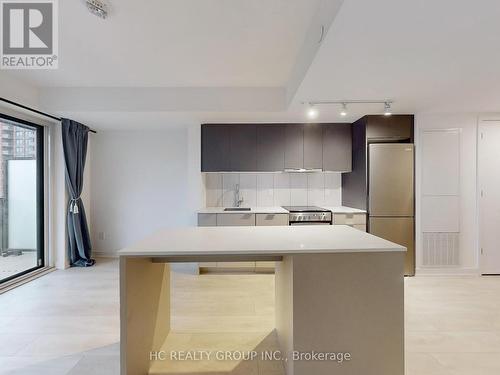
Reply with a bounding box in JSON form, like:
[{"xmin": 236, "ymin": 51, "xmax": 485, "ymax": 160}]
[{"xmin": 62, "ymin": 119, "xmax": 95, "ymax": 267}]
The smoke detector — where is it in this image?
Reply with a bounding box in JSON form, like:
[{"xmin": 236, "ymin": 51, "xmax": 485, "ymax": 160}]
[{"xmin": 86, "ymin": 0, "xmax": 108, "ymax": 19}]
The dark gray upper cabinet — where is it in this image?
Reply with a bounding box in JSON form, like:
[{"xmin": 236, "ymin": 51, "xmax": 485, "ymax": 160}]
[
  {"xmin": 229, "ymin": 125, "xmax": 257, "ymax": 171},
  {"xmin": 323, "ymin": 124, "xmax": 352, "ymax": 172},
  {"xmin": 303, "ymin": 124, "xmax": 323, "ymax": 169},
  {"xmin": 365, "ymin": 115, "xmax": 414, "ymax": 141},
  {"xmin": 201, "ymin": 124, "xmax": 231, "ymax": 172},
  {"xmin": 201, "ymin": 123, "xmax": 353, "ymax": 172},
  {"xmin": 284, "ymin": 125, "xmax": 304, "ymax": 169},
  {"xmin": 256, "ymin": 125, "xmax": 285, "ymax": 171}
]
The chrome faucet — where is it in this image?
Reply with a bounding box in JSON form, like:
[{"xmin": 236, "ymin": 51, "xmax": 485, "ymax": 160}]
[{"xmin": 235, "ymin": 184, "xmax": 244, "ymax": 207}]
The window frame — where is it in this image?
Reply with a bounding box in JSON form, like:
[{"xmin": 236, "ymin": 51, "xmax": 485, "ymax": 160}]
[{"xmin": 0, "ymin": 112, "xmax": 45, "ymax": 284}]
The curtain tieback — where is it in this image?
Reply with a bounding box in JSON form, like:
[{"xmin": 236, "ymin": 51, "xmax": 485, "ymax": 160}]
[{"xmin": 70, "ymin": 197, "xmax": 81, "ymax": 214}]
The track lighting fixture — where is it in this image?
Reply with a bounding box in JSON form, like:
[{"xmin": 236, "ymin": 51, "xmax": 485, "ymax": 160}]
[
  {"xmin": 384, "ymin": 102, "xmax": 392, "ymax": 116},
  {"xmin": 307, "ymin": 104, "xmax": 318, "ymax": 120},
  {"xmin": 303, "ymin": 100, "xmax": 394, "ymax": 118},
  {"xmin": 340, "ymin": 103, "xmax": 348, "ymax": 117}
]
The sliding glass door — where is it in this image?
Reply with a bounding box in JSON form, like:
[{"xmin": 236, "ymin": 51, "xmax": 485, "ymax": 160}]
[{"xmin": 0, "ymin": 114, "xmax": 44, "ymax": 283}]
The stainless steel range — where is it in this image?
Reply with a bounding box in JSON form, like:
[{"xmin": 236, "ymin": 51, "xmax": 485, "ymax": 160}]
[{"xmin": 282, "ymin": 206, "xmax": 332, "ymax": 225}]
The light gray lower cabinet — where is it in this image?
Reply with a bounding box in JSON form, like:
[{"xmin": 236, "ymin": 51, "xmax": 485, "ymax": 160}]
[
  {"xmin": 216, "ymin": 213, "xmax": 255, "ymax": 226},
  {"xmin": 197, "ymin": 213, "xmax": 217, "ymax": 227},
  {"xmin": 216, "ymin": 214, "xmax": 256, "ymax": 269},
  {"xmin": 255, "ymin": 214, "xmax": 289, "ymax": 270},
  {"xmin": 197, "ymin": 213, "xmax": 289, "ymax": 271},
  {"xmin": 198, "ymin": 213, "xmax": 256, "ymax": 270},
  {"xmin": 197, "ymin": 214, "xmax": 218, "ymax": 267},
  {"xmin": 255, "ymin": 213, "xmax": 289, "ymax": 226},
  {"xmin": 333, "ymin": 213, "xmax": 367, "ymax": 231}
]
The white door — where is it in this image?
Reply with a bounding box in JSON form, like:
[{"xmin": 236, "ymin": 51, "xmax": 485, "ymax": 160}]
[{"xmin": 479, "ymin": 121, "xmax": 500, "ymax": 274}]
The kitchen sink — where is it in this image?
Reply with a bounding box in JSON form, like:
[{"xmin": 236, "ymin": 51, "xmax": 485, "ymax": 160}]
[{"xmin": 223, "ymin": 207, "xmax": 251, "ymax": 212}]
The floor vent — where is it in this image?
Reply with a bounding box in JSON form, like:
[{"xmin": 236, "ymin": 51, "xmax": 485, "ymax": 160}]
[{"xmin": 422, "ymin": 232, "xmax": 459, "ymax": 267}]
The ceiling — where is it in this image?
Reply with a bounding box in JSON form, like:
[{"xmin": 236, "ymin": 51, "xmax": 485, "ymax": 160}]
[
  {"xmin": 6, "ymin": 0, "xmax": 321, "ymax": 88},
  {"xmin": 291, "ymin": 0, "xmax": 500, "ymax": 121},
  {"xmin": 3, "ymin": 0, "xmax": 500, "ymax": 129}
]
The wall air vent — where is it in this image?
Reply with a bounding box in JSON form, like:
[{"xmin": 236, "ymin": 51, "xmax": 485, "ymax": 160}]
[{"xmin": 422, "ymin": 232, "xmax": 459, "ymax": 267}]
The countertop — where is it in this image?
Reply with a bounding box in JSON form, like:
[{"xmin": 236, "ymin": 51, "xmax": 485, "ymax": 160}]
[
  {"xmin": 197, "ymin": 206, "xmax": 366, "ymax": 214},
  {"xmin": 322, "ymin": 206, "xmax": 366, "ymax": 214},
  {"xmin": 198, "ymin": 206, "xmax": 288, "ymax": 214},
  {"xmin": 119, "ymin": 225, "xmax": 405, "ymax": 257}
]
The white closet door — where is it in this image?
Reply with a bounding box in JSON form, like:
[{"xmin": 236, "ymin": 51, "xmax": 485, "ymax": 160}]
[
  {"xmin": 420, "ymin": 129, "xmax": 461, "ymax": 267},
  {"xmin": 479, "ymin": 121, "xmax": 500, "ymax": 274},
  {"xmin": 421, "ymin": 130, "xmax": 460, "ymax": 233}
]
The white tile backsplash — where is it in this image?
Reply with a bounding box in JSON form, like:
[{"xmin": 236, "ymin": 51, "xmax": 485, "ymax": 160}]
[
  {"xmin": 290, "ymin": 173, "xmax": 308, "ymax": 205},
  {"xmin": 222, "ymin": 174, "xmax": 239, "ymax": 207},
  {"xmin": 256, "ymin": 174, "xmax": 274, "ymax": 206},
  {"xmin": 307, "ymin": 173, "xmax": 325, "ymax": 206},
  {"xmin": 239, "ymin": 173, "xmax": 257, "ymax": 207},
  {"xmin": 205, "ymin": 173, "xmax": 222, "ymax": 207},
  {"xmin": 324, "ymin": 173, "xmax": 342, "ymax": 206},
  {"xmin": 273, "ymin": 173, "xmax": 291, "ymax": 206},
  {"xmin": 204, "ymin": 172, "xmax": 342, "ymax": 208}
]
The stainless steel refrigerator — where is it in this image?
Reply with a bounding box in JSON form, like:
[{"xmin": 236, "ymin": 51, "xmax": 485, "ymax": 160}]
[{"xmin": 368, "ymin": 143, "xmax": 415, "ymax": 276}]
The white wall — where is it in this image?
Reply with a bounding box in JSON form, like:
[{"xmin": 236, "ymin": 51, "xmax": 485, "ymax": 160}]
[
  {"xmin": 89, "ymin": 126, "xmax": 201, "ymax": 254},
  {"xmin": 0, "ymin": 75, "xmax": 39, "ymax": 107},
  {"xmin": 415, "ymin": 113, "xmax": 479, "ymax": 274}
]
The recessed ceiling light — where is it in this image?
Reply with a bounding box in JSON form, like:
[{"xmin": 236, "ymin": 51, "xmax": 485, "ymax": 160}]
[
  {"xmin": 307, "ymin": 104, "xmax": 318, "ymax": 119},
  {"xmin": 384, "ymin": 102, "xmax": 392, "ymax": 116},
  {"xmin": 340, "ymin": 103, "xmax": 348, "ymax": 117}
]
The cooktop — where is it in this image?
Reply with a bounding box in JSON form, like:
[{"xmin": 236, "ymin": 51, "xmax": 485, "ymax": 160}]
[{"xmin": 281, "ymin": 206, "xmax": 330, "ymax": 213}]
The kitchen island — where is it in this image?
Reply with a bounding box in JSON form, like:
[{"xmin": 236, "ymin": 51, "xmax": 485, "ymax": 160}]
[{"xmin": 119, "ymin": 225, "xmax": 405, "ymax": 375}]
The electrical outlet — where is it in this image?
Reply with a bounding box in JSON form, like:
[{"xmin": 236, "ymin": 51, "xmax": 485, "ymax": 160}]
[{"xmin": 98, "ymin": 232, "xmax": 106, "ymax": 241}]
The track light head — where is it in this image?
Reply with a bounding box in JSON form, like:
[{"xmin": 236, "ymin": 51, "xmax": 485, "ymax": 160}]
[
  {"xmin": 384, "ymin": 102, "xmax": 392, "ymax": 116},
  {"xmin": 307, "ymin": 103, "xmax": 318, "ymax": 120},
  {"xmin": 340, "ymin": 103, "xmax": 348, "ymax": 117}
]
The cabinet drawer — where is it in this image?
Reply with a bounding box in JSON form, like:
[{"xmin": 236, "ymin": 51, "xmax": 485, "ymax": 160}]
[
  {"xmin": 333, "ymin": 213, "xmax": 366, "ymax": 225},
  {"xmin": 198, "ymin": 213, "xmax": 217, "ymax": 226},
  {"xmin": 256, "ymin": 213, "xmax": 289, "ymax": 226},
  {"xmin": 216, "ymin": 213, "xmax": 255, "ymax": 226}
]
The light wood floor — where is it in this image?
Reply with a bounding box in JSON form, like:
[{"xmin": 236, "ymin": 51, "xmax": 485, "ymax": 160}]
[{"xmin": 0, "ymin": 258, "xmax": 499, "ymax": 374}]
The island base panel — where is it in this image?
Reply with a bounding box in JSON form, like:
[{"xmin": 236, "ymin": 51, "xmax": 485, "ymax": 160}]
[
  {"xmin": 276, "ymin": 252, "xmax": 405, "ymax": 375},
  {"xmin": 120, "ymin": 257, "xmax": 170, "ymax": 375}
]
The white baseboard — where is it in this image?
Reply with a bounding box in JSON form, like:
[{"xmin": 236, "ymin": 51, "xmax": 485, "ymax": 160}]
[{"xmin": 415, "ymin": 267, "xmax": 480, "ymax": 276}]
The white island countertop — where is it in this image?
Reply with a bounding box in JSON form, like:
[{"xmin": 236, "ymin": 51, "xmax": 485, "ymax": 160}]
[{"xmin": 119, "ymin": 225, "xmax": 404, "ymax": 257}]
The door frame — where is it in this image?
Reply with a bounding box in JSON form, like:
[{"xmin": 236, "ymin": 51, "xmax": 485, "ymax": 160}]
[{"xmin": 477, "ymin": 117, "xmax": 500, "ymax": 274}]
